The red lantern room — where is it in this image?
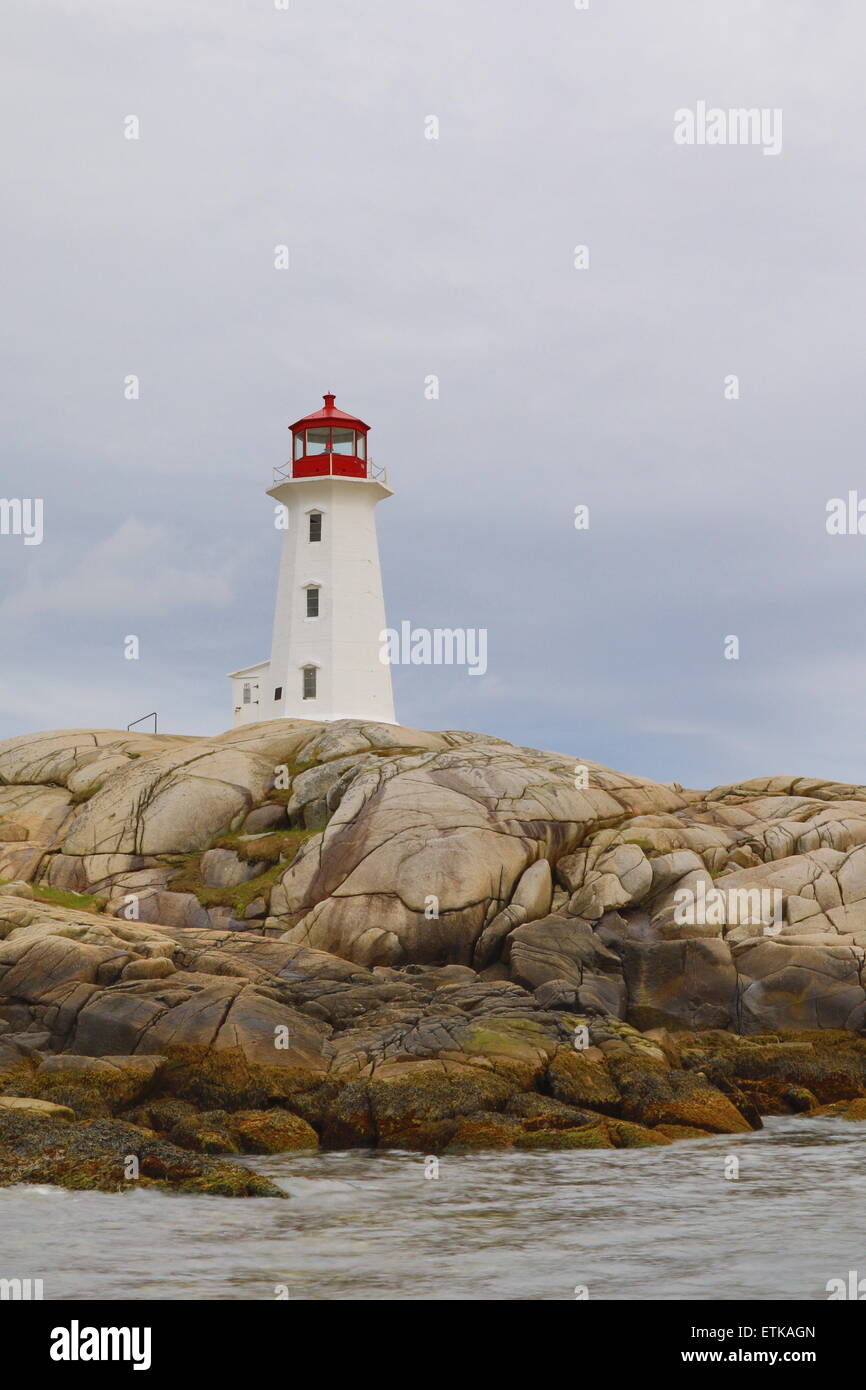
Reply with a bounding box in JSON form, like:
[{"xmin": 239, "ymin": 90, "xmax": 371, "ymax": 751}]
[{"xmin": 289, "ymin": 393, "xmax": 370, "ymax": 480}]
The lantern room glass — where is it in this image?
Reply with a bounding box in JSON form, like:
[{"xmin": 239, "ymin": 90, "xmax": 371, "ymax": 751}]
[
  {"xmin": 293, "ymin": 423, "xmax": 368, "ymax": 465},
  {"xmin": 331, "ymin": 428, "xmax": 355, "ymax": 456},
  {"xmin": 306, "ymin": 428, "xmax": 330, "ymax": 456}
]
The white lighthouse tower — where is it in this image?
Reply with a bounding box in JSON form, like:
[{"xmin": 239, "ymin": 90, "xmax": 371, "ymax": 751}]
[{"xmin": 229, "ymin": 393, "xmax": 396, "ymax": 726}]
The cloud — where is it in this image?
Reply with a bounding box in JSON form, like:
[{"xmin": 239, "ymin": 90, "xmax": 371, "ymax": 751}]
[
  {"xmin": 0, "ymin": 519, "xmax": 235, "ymax": 621},
  {"xmin": 2, "ymin": 0, "xmax": 865, "ymax": 786}
]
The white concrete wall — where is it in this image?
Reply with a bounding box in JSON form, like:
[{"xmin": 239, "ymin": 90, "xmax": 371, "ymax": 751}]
[
  {"xmin": 265, "ymin": 475, "xmax": 396, "ymax": 723},
  {"xmin": 230, "ymin": 662, "xmax": 269, "ymax": 726}
]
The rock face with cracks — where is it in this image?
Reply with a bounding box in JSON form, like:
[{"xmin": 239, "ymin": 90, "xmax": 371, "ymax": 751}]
[{"xmin": 4, "ymin": 720, "xmax": 866, "ymax": 1191}]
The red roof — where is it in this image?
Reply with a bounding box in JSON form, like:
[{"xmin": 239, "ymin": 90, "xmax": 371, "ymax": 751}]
[{"xmin": 290, "ymin": 393, "xmax": 369, "ymax": 433}]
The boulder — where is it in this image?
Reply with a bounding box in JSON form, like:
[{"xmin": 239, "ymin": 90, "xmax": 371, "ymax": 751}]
[
  {"xmin": 605, "ymin": 1053, "xmax": 754, "ymax": 1134},
  {"xmin": 569, "ymin": 844, "xmax": 653, "ymax": 918},
  {"xmin": 242, "ymin": 805, "xmax": 289, "ymax": 834},
  {"xmin": 200, "ymin": 849, "xmax": 266, "ymax": 889},
  {"xmin": 546, "ymin": 1048, "xmax": 621, "ymax": 1113},
  {"xmin": 132, "ymin": 891, "xmax": 211, "ymax": 930},
  {"xmin": 508, "ymin": 914, "xmax": 626, "ymax": 1016},
  {"xmin": 510, "ymin": 859, "xmax": 553, "ymax": 920},
  {"xmin": 224, "ymin": 1109, "xmax": 318, "ymax": 1153},
  {"xmin": 0, "ymin": 1096, "xmax": 75, "ymax": 1120},
  {"xmin": 121, "ymin": 957, "xmax": 176, "ymax": 981},
  {"xmin": 0, "ymin": 881, "xmax": 34, "ymax": 900},
  {"xmin": 734, "ymin": 938, "xmax": 866, "ymax": 1032},
  {"xmin": 622, "ymin": 938, "xmax": 738, "ymax": 1031},
  {"xmin": 0, "ymin": 1110, "xmax": 284, "ymax": 1196}
]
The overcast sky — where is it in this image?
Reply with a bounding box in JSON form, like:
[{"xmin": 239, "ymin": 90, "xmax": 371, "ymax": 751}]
[{"xmin": 2, "ymin": 0, "xmax": 865, "ymax": 789}]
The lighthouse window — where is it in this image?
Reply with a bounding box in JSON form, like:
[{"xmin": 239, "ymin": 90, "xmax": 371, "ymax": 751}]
[
  {"xmin": 306, "ymin": 587, "xmax": 320, "ymax": 618},
  {"xmin": 242, "ymin": 683, "xmax": 251, "ymax": 704},
  {"xmin": 274, "ymin": 686, "xmax": 282, "ymax": 700},
  {"xmin": 293, "ymin": 433, "xmax": 304, "ymax": 461},
  {"xmin": 302, "ymin": 666, "xmax": 317, "ymax": 700},
  {"xmin": 356, "ymin": 433, "xmax": 366, "ymax": 460},
  {"xmin": 309, "ymin": 512, "xmax": 322, "ymax": 542},
  {"xmin": 331, "ymin": 428, "xmax": 355, "ymax": 456},
  {"xmin": 306, "ymin": 427, "xmax": 330, "ymax": 456}
]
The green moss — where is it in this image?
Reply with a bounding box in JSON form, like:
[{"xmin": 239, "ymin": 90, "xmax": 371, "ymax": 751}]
[
  {"xmin": 213, "ymin": 828, "xmax": 319, "ymax": 865},
  {"xmin": 444, "ymin": 1114, "xmax": 519, "ymax": 1151},
  {"xmin": 226, "ymin": 1109, "xmax": 319, "ymax": 1154},
  {"xmin": 619, "ymin": 836, "xmax": 660, "ymax": 856},
  {"xmin": 174, "ymin": 1168, "xmax": 284, "ymax": 1198},
  {"xmin": 514, "ymin": 1125, "xmax": 612, "ymax": 1150},
  {"xmin": 262, "ymin": 760, "xmax": 317, "ymax": 805},
  {"xmin": 157, "ymin": 1046, "xmax": 319, "ymax": 1112},
  {"xmin": 59, "ymin": 1166, "xmax": 113, "ymax": 1191},
  {"xmin": 605, "ymin": 1119, "xmax": 672, "ymax": 1147},
  {"xmin": 165, "ymin": 827, "xmax": 319, "ymax": 914},
  {"xmin": 167, "ymin": 1114, "xmax": 239, "ymax": 1154},
  {"xmin": 166, "ymin": 858, "xmax": 280, "ymax": 914},
  {"xmin": 1, "ymin": 1064, "xmax": 156, "ymax": 1118},
  {"xmin": 546, "ymin": 1048, "xmax": 621, "ymax": 1112},
  {"xmin": 30, "ymin": 884, "xmax": 104, "ymax": 912}
]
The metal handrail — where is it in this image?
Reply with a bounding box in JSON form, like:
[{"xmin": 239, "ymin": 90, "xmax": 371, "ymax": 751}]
[
  {"xmin": 272, "ymin": 458, "xmax": 388, "ymax": 485},
  {"xmin": 127, "ymin": 712, "xmax": 158, "ymax": 733}
]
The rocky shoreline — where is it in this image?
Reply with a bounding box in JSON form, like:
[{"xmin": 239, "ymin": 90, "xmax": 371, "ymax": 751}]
[{"xmin": 3, "ymin": 719, "xmax": 866, "ymax": 1194}]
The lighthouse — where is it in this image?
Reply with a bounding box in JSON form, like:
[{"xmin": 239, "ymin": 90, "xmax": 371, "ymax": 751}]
[{"xmin": 229, "ymin": 393, "xmax": 397, "ymax": 726}]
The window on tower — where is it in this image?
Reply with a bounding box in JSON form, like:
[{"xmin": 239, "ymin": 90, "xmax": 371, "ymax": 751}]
[
  {"xmin": 309, "ymin": 512, "xmax": 322, "ymax": 542},
  {"xmin": 302, "ymin": 666, "xmax": 317, "ymax": 700},
  {"xmin": 331, "ymin": 428, "xmax": 354, "ymax": 456},
  {"xmin": 356, "ymin": 433, "xmax": 366, "ymax": 460},
  {"xmin": 306, "ymin": 427, "xmax": 330, "ymax": 455},
  {"xmin": 274, "ymin": 686, "xmax": 283, "ymax": 700},
  {"xmin": 242, "ymin": 683, "xmax": 251, "ymax": 704},
  {"xmin": 293, "ymin": 433, "xmax": 304, "ymax": 461},
  {"xmin": 306, "ymin": 587, "xmax": 320, "ymax": 618}
]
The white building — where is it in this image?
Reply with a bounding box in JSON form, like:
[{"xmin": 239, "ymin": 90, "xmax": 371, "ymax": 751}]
[{"xmin": 229, "ymin": 393, "xmax": 397, "ymax": 726}]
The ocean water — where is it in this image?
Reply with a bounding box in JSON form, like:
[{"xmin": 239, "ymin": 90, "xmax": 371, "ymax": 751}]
[{"xmin": 1, "ymin": 1115, "xmax": 864, "ymax": 1300}]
